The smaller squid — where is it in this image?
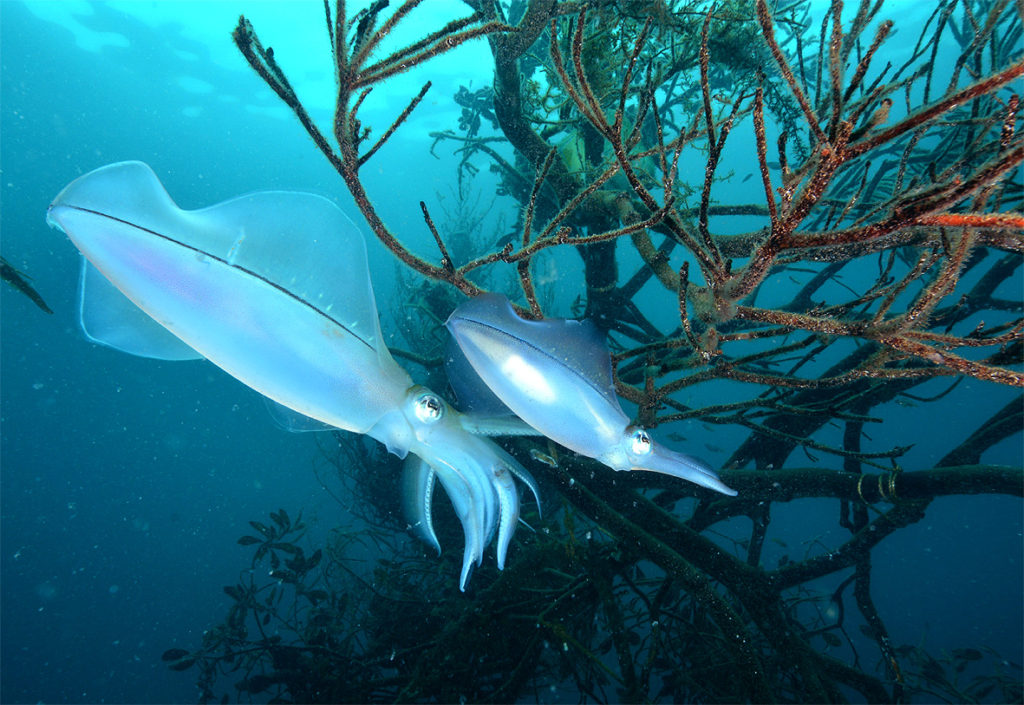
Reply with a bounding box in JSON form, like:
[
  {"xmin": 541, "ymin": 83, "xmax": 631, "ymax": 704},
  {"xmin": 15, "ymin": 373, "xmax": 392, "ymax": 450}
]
[{"xmin": 447, "ymin": 294, "xmax": 737, "ymax": 497}]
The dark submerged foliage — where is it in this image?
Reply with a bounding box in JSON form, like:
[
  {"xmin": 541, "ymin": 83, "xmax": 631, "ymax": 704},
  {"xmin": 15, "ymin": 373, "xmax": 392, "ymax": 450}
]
[{"xmin": 169, "ymin": 0, "xmax": 1022, "ymax": 702}]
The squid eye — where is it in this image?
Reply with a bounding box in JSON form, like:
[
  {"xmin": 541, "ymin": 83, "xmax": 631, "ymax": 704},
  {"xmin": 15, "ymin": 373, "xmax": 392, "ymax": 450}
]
[
  {"xmin": 414, "ymin": 393, "xmax": 445, "ymax": 423},
  {"xmin": 628, "ymin": 427, "xmax": 652, "ymax": 456}
]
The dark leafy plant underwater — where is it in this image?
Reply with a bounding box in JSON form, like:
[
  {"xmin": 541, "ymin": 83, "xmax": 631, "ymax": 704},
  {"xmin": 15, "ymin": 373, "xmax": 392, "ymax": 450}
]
[{"xmin": 149, "ymin": 0, "xmax": 1024, "ymax": 702}]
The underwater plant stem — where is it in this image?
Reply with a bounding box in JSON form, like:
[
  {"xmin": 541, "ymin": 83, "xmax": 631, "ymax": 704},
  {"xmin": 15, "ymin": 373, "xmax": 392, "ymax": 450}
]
[
  {"xmin": 756, "ymin": 0, "xmax": 828, "ymax": 145},
  {"xmin": 418, "ymin": 201, "xmax": 453, "ymax": 272},
  {"xmin": 358, "ymin": 81, "xmax": 432, "ymax": 166},
  {"xmin": 551, "ymin": 463, "xmax": 774, "ymax": 702},
  {"xmin": 753, "ymin": 84, "xmax": 779, "ymax": 225},
  {"xmin": 854, "ymin": 555, "xmax": 906, "ymax": 702},
  {"xmin": 849, "ymin": 58, "xmax": 1024, "ymax": 157}
]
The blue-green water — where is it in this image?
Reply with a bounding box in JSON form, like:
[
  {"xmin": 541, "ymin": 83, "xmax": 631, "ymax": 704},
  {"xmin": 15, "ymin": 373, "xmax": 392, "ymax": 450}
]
[{"xmin": 1, "ymin": 2, "xmax": 1021, "ymax": 703}]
